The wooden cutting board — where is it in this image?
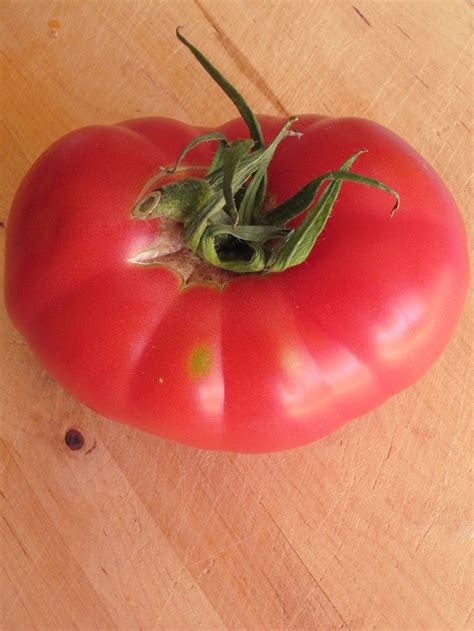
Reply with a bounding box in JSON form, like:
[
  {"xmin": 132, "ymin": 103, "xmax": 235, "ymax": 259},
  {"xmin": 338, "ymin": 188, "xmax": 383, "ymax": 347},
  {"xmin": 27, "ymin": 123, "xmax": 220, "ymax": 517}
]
[{"xmin": 1, "ymin": 1, "xmax": 472, "ymax": 628}]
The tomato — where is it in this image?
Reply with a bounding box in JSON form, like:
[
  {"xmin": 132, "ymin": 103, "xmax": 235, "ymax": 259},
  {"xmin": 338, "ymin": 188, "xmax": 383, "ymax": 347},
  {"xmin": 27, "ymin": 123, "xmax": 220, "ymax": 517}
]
[{"xmin": 4, "ymin": 110, "xmax": 468, "ymax": 452}]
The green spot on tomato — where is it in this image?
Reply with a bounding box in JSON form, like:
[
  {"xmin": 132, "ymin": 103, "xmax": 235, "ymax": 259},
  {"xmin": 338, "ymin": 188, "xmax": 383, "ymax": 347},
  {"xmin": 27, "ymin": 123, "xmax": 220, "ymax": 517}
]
[{"xmin": 189, "ymin": 344, "xmax": 212, "ymax": 378}]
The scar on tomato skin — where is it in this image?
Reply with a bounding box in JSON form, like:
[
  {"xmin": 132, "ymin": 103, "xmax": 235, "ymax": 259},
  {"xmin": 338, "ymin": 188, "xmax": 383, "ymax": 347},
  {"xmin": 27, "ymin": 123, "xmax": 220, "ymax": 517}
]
[{"xmin": 189, "ymin": 344, "xmax": 213, "ymax": 378}]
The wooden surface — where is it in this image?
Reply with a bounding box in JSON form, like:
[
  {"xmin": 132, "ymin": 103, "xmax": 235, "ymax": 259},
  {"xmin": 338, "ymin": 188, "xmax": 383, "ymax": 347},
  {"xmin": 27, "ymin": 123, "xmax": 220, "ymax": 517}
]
[{"xmin": 1, "ymin": 1, "xmax": 472, "ymax": 629}]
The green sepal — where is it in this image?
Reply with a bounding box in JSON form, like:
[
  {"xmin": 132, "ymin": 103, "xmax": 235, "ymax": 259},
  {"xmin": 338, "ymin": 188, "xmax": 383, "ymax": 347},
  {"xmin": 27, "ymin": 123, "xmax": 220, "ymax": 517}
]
[
  {"xmin": 177, "ymin": 27, "xmax": 264, "ymax": 148},
  {"xmin": 207, "ymin": 140, "xmax": 227, "ymax": 176},
  {"xmin": 161, "ymin": 131, "xmax": 227, "ymax": 175},
  {"xmin": 238, "ymin": 168, "xmax": 267, "ymax": 224},
  {"xmin": 183, "ymin": 190, "xmax": 227, "ymax": 252},
  {"xmin": 222, "ymin": 139, "xmax": 254, "ymax": 225},
  {"xmin": 267, "ymin": 154, "xmax": 400, "ymax": 272},
  {"xmin": 262, "ymin": 151, "xmax": 364, "ymax": 225},
  {"xmin": 266, "ymin": 153, "xmax": 363, "ymax": 271},
  {"xmin": 206, "ymin": 117, "xmax": 297, "ymax": 191},
  {"xmin": 263, "ymin": 152, "xmax": 400, "ymax": 228}
]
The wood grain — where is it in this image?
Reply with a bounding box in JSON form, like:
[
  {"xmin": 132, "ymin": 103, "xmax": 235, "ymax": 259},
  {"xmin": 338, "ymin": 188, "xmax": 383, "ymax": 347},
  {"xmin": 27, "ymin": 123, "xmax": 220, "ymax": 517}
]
[{"xmin": 1, "ymin": 1, "xmax": 472, "ymax": 629}]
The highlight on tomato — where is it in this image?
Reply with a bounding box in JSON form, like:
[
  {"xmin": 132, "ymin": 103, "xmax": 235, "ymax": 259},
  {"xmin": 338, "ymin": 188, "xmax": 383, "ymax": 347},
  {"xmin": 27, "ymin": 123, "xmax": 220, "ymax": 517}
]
[{"xmin": 4, "ymin": 28, "xmax": 469, "ymax": 452}]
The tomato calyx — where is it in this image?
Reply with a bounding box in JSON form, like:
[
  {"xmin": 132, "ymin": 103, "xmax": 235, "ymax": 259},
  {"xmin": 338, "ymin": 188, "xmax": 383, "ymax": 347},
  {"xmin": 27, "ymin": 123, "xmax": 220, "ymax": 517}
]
[{"xmin": 130, "ymin": 28, "xmax": 400, "ymax": 276}]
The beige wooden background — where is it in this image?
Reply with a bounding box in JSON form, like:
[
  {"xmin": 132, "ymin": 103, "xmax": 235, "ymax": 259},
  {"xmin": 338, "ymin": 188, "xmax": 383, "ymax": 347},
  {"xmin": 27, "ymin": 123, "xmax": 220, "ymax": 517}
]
[{"xmin": 1, "ymin": 1, "xmax": 472, "ymax": 629}]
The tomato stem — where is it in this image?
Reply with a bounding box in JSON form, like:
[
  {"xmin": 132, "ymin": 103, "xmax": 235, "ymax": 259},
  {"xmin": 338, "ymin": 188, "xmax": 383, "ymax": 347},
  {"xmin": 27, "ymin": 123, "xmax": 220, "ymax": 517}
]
[
  {"xmin": 132, "ymin": 178, "xmax": 213, "ymax": 222},
  {"xmin": 130, "ymin": 28, "xmax": 400, "ymax": 275}
]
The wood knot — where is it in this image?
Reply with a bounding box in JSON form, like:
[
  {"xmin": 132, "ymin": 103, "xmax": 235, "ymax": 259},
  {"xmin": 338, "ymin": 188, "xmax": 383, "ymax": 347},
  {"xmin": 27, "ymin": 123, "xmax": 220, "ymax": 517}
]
[{"xmin": 64, "ymin": 428, "xmax": 84, "ymax": 451}]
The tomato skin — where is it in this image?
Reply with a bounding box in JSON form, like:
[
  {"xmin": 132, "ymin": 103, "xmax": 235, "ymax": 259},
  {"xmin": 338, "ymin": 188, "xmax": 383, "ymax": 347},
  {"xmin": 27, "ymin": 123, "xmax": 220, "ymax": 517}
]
[{"xmin": 5, "ymin": 115, "xmax": 469, "ymax": 452}]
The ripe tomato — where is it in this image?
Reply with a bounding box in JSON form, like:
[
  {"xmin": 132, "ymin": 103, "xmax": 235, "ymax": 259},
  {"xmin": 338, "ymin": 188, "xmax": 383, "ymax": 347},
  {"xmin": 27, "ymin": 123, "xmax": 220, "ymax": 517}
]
[{"xmin": 4, "ymin": 112, "xmax": 468, "ymax": 452}]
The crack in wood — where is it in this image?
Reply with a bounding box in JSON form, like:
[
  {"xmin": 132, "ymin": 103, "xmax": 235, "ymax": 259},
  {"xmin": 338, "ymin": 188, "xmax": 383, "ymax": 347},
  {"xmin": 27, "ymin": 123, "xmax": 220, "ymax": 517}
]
[
  {"xmin": 352, "ymin": 5, "xmax": 372, "ymax": 27},
  {"xmin": 2, "ymin": 515, "xmax": 30, "ymax": 559},
  {"xmin": 415, "ymin": 74, "xmax": 429, "ymax": 89},
  {"xmin": 397, "ymin": 25, "xmax": 412, "ymax": 40}
]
